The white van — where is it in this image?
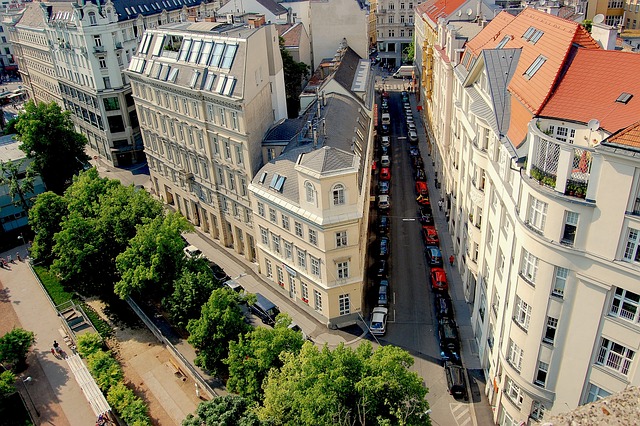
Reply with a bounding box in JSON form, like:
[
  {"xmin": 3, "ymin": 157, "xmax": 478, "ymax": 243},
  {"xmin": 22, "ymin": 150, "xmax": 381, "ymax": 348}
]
[
  {"xmin": 393, "ymin": 65, "xmax": 415, "ymax": 79},
  {"xmin": 381, "ymin": 112, "xmax": 391, "ymax": 125}
]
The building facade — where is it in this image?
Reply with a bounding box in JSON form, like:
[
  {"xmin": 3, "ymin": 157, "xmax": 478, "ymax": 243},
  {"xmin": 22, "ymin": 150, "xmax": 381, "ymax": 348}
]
[
  {"xmin": 372, "ymin": 0, "xmax": 415, "ymax": 67},
  {"xmin": 425, "ymin": 7, "xmax": 640, "ymax": 424},
  {"xmin": 126, "ymin": 21, "xmax": 287, "ymax": 262}
]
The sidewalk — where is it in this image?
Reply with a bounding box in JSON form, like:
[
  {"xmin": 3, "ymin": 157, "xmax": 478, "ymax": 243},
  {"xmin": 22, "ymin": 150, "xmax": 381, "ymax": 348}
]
[{"xmin": 0, "ymin": 245, "xmax": 95, "ymax": 425}]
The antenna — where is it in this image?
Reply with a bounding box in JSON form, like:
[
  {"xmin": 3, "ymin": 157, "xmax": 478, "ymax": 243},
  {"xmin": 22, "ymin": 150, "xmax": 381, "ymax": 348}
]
[{"xmin": 593, "ymin": 14, "xmax": 605, "ymax": 24}]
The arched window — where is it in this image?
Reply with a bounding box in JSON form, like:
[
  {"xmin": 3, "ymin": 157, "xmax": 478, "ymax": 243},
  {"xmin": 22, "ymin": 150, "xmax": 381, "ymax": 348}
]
[
  {"xmin": 305, "ymin": 182, "xmax": 315, "ymax": 204},
  {"xmin": 332, "ymin": 184, "xmax": 345, "ymax": 205},
  {"xmin": 88, "ymin": 12, "xmax": 97, "ymax": 25}
]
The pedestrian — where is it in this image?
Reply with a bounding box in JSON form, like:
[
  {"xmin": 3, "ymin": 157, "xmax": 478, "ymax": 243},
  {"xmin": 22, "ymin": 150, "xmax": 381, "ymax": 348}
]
[
  {"xmin": 16, "ymin": 252, "xmax": 21, "ymax": 262},
  {"xmin": 7, "ymin": 254, "xmax": 11, "ymax": 263},
  {"xmin": 53, "ymin": 340, "xmax": 59, "ymax": 353},
  {"xmin": 449, "ymin": 255, "xmax": 455, "ymax": 267},
  {"xmin": 438, "ymin": 199, "xmax": 443, "ymax": 211}
]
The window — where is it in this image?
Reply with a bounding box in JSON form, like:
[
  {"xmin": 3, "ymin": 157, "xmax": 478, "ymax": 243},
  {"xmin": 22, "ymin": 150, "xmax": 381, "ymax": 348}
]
[
  {"xmin": 597, "ymin": 338, "xmax": 635, "ymax": 375},
  {"xmin": 269, "ymin": 208, "xmax": 277, "ymax": 223},
  {"xmin": 310, "ymin": 256, "xmax": 320, "ymax": 277},
  {"xmin": 339, "ymin": 294, "xmax": 351, "ymax": 315},
  {"xmin": 265, "ymin": 259, "xmax": 272, "ymax": 278},
  {"xmin": 610, "ymin": 287, "xmax": 640, "ymax": 323},
  {"xmin": 553, "ymin": 267, "xmax": 568, "ymax": 297},
  {"xmin": 235, "ymin": 145, "xmax": 243, "ymax": 165},
  {"xmin": 520, "ymin": 249, "xmax": 539, "ymax": 284},
  {"xmin": 333, "ymin": 184, "xmax": 345, "ymax": 205},
  {"xmin": 282, "ymin": 215, "xmax": 290, "ymax": 230},
  {"xmin": 507, "ymin": 339, "xmax": 524, "ymax": 371},
  {"xmin": 543, "ymin": 316, "xmax": 558, "ymax": 344},
  {"xmin": 284, "ymin": 241, "xmax": 293, "ymax": 259},
  {"xmin": 99, "ymin": 57, "xmax": 107, "ymax": 68},
  {"xmin": 89, "ymin": 11, "xmax": 97, "ymax": 25},
  {"xmin": 514, "ymin": 297, "xmax": 531, "ymax": 331},
  {"xmin": 295, "ymin": 221, "xmax": 303, "ymax": 238},
  {"xmin": 257, "ymin": 202, "xmax": 265, "ymax": 217},
  {"xmin": 533, "ymin": 361, "xmax": 549, "ymax": 388},
  {"xmin": 561, "ymin": 212, "xmax": 579, "ymax": 245},
  {"xmin": 276, "ymin": 266, "xmax": 284, "ymax": 286},
  {"xmin": 104, "ymin": 97, "xmax": 120, "ymax": 111},
  {"xmin": 504, "ymin": 376, "xmax": 524, "ymax": 408},
  {"xmin": 585, "ymin": 384, "xmax": 611, "ymax": 404},
  {"xmin": 224, "ymin": 141, "xmax": 231, "ymax": 159},
  {"xmin": 231, "ymin": 111, "xmax": 238, "ymax": 130},
  {"xmin": 297, "ymin": 249, "xmax": 306, "ymax": 268},
  {"xmin": 524, "ymin": 55, "xmax": 546, "ymax": 78},
  {"xmin": 531, "ymin": 401, "xmax": 546, "ymax": 420},
  {"xmin": 309, "ymin": 229, "xmax": 318, "ymax": 246},
  {"xmin": 528, "ymin": 196, "xmax": 548, "ymax": 232},
  {"xmin": 103, "ymin": 77, "xmax": 111, "ymax": 89},
  {"xmin": 313, "ymin": 290, "xmax": 323, "ymax": 312},
  {"xmin": 301, "ymin": 282, "xmax": 309, "ymax": 302},
  {"xmin": 623, "ymin": 228, "xmax": 640, "ymax": 262},
  {"xmin": 272, "ymin": 234, "xmax": 281, "ymax": 255},
  {"xmin": 305, "ymin": 182, "xmax": 316, "ymax": 204},
  {"xmin": 94, "ymin": 35, "xmax": 102, "ymax": 46},
  {"xmin": 337, "ymin": 261, "xmax": 349, "ymax": 279},
  {"xmin": 336, "ymin": 231, "xmax": 347, "ymax": 247}
]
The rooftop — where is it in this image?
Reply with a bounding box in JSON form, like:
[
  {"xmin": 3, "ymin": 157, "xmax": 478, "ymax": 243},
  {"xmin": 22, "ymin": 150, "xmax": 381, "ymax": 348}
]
[
  {"xmin": 276, "ymin": 23, "xmax": 304, "ymax": 48},
  {"xmin": 602, "ymin": 120, "xmax": 640, "ymax": 151},
  {"xmin": 0, "ymin": 134, "xmax": 23, "ymax": 163}
]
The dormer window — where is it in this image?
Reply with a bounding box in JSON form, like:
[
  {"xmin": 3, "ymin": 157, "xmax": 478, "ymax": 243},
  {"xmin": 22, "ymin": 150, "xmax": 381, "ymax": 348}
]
[
  {"xmin": 332, "ymin": 184, "xmax": 345, "ymax": 205},
  {"xmin": 305, "ymin": 182, "xmax": 316, "ymax": 204},
  {"xmin": 88, "ymin": 11, "xmax": 97, "ymax": 26}
]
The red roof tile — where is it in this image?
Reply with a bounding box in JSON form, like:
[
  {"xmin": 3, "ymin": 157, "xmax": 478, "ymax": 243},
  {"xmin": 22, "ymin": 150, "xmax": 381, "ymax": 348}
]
[
  {"xmin": 415, "ymin": 0, "xmax": 470, "ymax": 24},
  {"xmin": 276, "ymin": 23, "xmax": 303, "ymax": 48},
  {"xmin": 540, "ymin": 49, "xmax": 640, "ymax": 134},
  {"xmin": 605, "ymin": 120, "xmax": 640, "ymax": 149}
]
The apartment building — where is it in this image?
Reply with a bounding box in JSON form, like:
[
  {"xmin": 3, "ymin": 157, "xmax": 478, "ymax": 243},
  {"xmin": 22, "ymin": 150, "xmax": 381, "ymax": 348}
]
[
  {"xmin": 7, "ymin": 0, "xmax": 220, "ymax": 167},
  {"xmin": 372, "ymin": 0, "xmax": 415, "ymax": 67},
  {"xmin": 126, "ymin": 21, "xmax": 287, "ymax": 262},
  {"xmin": 427, "ymin": 7, "xmax": 640, "ymax": 424}
]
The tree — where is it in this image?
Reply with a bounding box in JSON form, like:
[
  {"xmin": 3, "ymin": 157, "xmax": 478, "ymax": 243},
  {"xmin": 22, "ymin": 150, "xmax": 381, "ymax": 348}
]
[
  {"xmin": 0, "ymin": 328, "xmax": 35, "ymax": 372},
  {"xmin": 280, "ymin": 37, "xmax": 309, "ymax": 118},
  {"xmin": 187, "ymin": 288, "xmax": 250, "ymax": 375},
  {"xmin": 403, "ymin": 41, "xmax": 415, "ymax": 64},
  {"xmin": 15, "ymin": 101, "xmax": 89, "ymax": 194},
  {"xmin": 107, "ymin": 382, "xmax": 152, "ymax": 426},
  {"xmin": 87, "ymin": 350, "xmax": 124, "ymax": 392},
  {"xmin": 164, "ymin": 258, "xmax": 218, "ymax": 329},
  {"xmin": 225, "ymin": 315, "xmax": 305, "ymax": 402},
  {"xmin": 182, "ymin": 395, "xmax": 263, "ymax": 426},
  {"xmin": 0, "ymin": 159, "xmax": 35, "ymax": 214},
  {"xmin": 76, "ymin": 332, "xmax": 104, "ymax": 358},
  {"xmin": 582, "ymin": 19, "xmax": 593, "ymax": 32},
  {"xmin": 0, "ymin": 370, "xmax": 16, "ymax": 398},
  {"xmin": 259, "ymin": 342, "xmax": 430, "ymax": 426},
  {"xmin": 115, "ymin": 212, "xmax": 192, "ymax": 299},
  {"xmin": 28, "ymin": 191, "xmax": 68, "ymax": 262}
]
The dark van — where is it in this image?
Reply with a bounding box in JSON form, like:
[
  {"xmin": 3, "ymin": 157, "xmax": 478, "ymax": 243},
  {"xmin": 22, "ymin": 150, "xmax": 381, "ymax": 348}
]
[
  {"xmin": 378, "ymin": 215, "xmax": 390, "ymax": 234},
  {"xmin": 444, "ymin": 362, "xmax": 468, "ymax": 400},
  {"xmin": 250, "ymin": 293, "xmax": 280, "ymax": 326}
]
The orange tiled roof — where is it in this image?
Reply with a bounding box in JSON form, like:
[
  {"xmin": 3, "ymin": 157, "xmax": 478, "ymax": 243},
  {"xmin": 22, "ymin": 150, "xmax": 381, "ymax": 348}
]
[
  {"xmin": 540, "ymin": 49, "xmax": 640, "ymax": 134},
  {"xmin": 415, "ymin": 0, "xmax": 470, "ymax": 24},
  {"xmin": 605, "ymin": 120, "xmax": 640, "ymax": 149},
  {"xmin": 276, "ymin": 23, "xmax": 303, "ymax": 48}
]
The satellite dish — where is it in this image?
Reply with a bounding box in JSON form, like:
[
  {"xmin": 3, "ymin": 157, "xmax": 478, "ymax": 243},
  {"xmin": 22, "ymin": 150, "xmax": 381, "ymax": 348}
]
[
  {"xmin": 593, "ymin": 14, "xmax": 605, "ymax": 24},
  {"xmin": 466, "ymin": 8, "xmax": 474, "ymax": 16},
  {"xmin": 539, "ymin": 0, "xmax": 546, "ymax": 6},
  {"xmin": 457, "ymin": 10, "xmax": 462, "ymax": 17},
  {"xmin": 588, "ymin": 119, "xmax": 600, "ymax": 131}
]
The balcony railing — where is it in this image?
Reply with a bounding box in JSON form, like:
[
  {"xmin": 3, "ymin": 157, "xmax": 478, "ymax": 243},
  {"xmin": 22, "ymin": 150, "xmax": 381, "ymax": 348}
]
[
  {"xmin": 610, "ymin": 304, "xmax": 639, "ymax": 323},
  {"xmin": 597, "ymin": 347, "xmax": 633, "ymax": 375},
  {"xmin": 629, "ymin": 197, "xmax": 640, "ymax": 216}
]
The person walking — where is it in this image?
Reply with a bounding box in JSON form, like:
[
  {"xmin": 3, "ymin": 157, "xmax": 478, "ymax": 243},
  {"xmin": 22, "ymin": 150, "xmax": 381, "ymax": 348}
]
[
  {"xmin": 438, "ymin": 199, "xmax": 443, "ymax": 211},
  {"xmin": 449, "ymin": 255, "xmax": 455, "ymax": 267}
]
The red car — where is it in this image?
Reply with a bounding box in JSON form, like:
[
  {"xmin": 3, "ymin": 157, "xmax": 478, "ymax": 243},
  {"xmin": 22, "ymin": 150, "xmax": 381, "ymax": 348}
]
[
  {"xmin": 380, "ymin": 167, "xmax": 391, "ymax": 181},
  {"xmin": 422, "ymin": 225, "xmax": 439, "ymax": 246},
  {"xmin": 430, "ymin": 267, "xmax": 448, "ymax": 291}
]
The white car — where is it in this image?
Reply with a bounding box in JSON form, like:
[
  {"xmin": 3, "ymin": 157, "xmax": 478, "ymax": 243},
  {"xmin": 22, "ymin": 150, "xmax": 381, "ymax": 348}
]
[
  {"xmin": 183, "ymin": 245, "xmax": 202, "ymax": 258},
  {"xmin": 380, "ymin": 155, "xmax": 391, "ymax": 167},
  {"xmin": 378, "ymin": 195, "xmax": 390, "ymax": 210},
  {"xmin": 370, "ymin": 307, "xmax": 388, "ymax": 336},
  {"xmin": 407, "ymin": 122, "xmax": 416, "ymax": 132},
  {"xmin": 380, "ymin": 136, "xmax": 391, "ymax": 147}
]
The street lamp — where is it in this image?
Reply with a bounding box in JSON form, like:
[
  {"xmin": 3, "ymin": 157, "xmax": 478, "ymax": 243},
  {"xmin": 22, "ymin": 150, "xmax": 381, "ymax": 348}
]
[{"xmin": 21, "ymin": 376, "xmax": 40, "ymax": 418}]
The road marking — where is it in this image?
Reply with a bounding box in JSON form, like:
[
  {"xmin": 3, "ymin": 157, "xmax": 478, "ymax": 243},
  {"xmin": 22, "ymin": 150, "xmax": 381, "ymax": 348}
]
[{"xmin": 450, "ymin": 403, "xmax": 472, "ymax": 426}]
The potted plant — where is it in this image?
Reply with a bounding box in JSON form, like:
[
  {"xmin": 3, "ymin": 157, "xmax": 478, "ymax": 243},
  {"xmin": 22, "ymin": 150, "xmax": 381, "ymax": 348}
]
[{"xmin": 575, "ymin": 186, "xmax": 586, "ymax": 199}]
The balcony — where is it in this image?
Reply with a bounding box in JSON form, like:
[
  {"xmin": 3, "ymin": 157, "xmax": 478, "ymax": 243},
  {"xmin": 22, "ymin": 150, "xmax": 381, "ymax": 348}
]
[
  {"xmin": 115, "ymin": 42, "xmax": 123, "ymax": 49},
  {"xmin": 628, "ymin": 197, "xmax": 640, "ymax": 216},
  {"xmin": 93, "ymin": 45, "xmax": 105, "ymax": 53}
]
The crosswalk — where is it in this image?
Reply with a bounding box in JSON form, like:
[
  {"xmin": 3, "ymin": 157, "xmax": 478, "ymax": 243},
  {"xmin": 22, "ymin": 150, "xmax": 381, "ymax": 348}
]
[{"xmin": 450, "ymin": 403, "xmax": 473, "ymax": 426}]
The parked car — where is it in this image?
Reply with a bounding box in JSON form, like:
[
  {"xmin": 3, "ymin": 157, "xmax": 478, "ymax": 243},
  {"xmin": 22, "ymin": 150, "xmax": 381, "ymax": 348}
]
[
  {"xmin": 381, "ymin": 112, "xmax": 391, "ymax": 125},
  {"xmin": 378, "ymin": 194, "xmax": 390, "ymax": 210},
  {"xmin": 430, "ymin": 267, "xmax": 448, "ymax": 291},
  {"xmin": 412, "ymin": 155, "xmax": 424, "ymax": 169},
  {"xmin": 380, "ymin": 124, "xmax": 390, "ymax": 135},
  {"xmin": 380, "ymin": 155, "xmax": 391, "ymax": 167},
  {"xmin": 415, "ymin": 181, "xmax": 429, "ymax": 197},
  {"xmin": 377, "ymin": 284, "xmax": 389, "ymax": 307},
  {"xmin": 434, "ymin": 293, "xmax": 454, "ymax": 320},
  {"xmin": 401, "ymin": 91, "xmax": 409, "ymax": 102},
  {"xmin": 378, "ymin": 180, "xmax": 390, "ymax": 195},
  {"xmin": 379, "ymin": 236, "xmax": 390, "ymax": 258},
  {"xmin": 409, "ymin": 146, "xmax": 420, "ymax": 157},
  {"xmin": 380, "ymin": 135, "xmax": 391, "ymax": 147},
  {"xmin": 422, "ymin": 226, "xmax": 439, "ymax": 246},
  {"xmin": 406, "ymin": 114, "xmax": 414, "ymax": 124},
  {"xmin": 380, "ymin": 167, "xmax": 391, "ymax": 181},
  {"xmin": 407, "ymin": 122, "xmax": 417, "ymax": 132},
  {"xmin": 403, "ymin": 102, "xmax": 411, "ymax": 110},
  {"xmin": 444, "ymin": 361, "xmax": 468, "ymax": 400},
  {"xmin": 418, "ymin": 206, "xmax": 434, "ymax": 225},
  {"xmin": 380, "ymin": 145, "xmax": 391, "ymax": 156},
  {"xmin": 370, "ymin": 307, "xmax": 388, "ymax": 336},
  {"xmin": 415, "ymin": 168, "xmax": 426, "ymax": 182},
  {"xmin": 408, "ymin": 131, "xmax": 419, "ymax": 145},
  {"xmin": 183, "ymin": 245, "xmax": 203, "ymax": 259},
  {"xmin": 378, "ymin": 215, "xmax": 390, "ymax": 234},
  {"xmin": 210, "ymin": 262, "xmax": 231, "ymax": 282},
  {"xmin": 425, "ymin": 245, "xmax": 443, "ymax": 267},
  {"xmin": 250, "ymin": 293, "xmax": 281, "ymax": 326},
  {"xmin": 438, "ymin": 318, "xmax": 460, "ymax": 361},
  {"xmin": 375, "ymin": 259, "xmax": 389, "ymax": 278}
]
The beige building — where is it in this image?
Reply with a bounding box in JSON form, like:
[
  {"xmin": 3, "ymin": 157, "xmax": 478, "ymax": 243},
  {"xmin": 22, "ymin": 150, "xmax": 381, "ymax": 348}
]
[
  {"xmin": 250, "ymin": 50, "xmax": 375, "ymax": 327},
  {"xmin": 126, "ymin": 21, "xmax": 287, "ymax": 262},
  {"xmin": 372, "ymin": 0, "xmax": 415, "ymax": 67},
  {"xmin": 427, "ymin": 7, "xmax": 640, "ymax": 424}
]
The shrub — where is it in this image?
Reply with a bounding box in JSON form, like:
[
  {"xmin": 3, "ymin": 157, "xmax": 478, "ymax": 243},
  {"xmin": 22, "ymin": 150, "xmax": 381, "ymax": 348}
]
[
  {"xmin": 107, "ymin": 382, "xmax": 151, "ymax": 426},
  {"xmin": 0, "ymin": 328, "xmax": 35, "ymax": 372},
  {"xmin": 80, "ymin": 303, "xmax": 112, "ymax": 338},
  {"xmin": 76, "ymin": 332, "xmax": 104, "ymax": 358},
  {"xmin": 87, "ymin": 350, "xmax": 123, "ymax": 392},
  {"xmin": 0, "ymin": 370, "xmax": 16, "ymax": 398}
]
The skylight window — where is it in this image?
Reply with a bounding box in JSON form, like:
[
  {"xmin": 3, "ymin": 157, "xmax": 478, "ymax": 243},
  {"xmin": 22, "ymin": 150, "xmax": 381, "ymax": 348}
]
[
  {"xmin": 259, "ymin": 172, "xmax": 267, "ymax": 184},
  {"xmin": 151, "ymin": 35, "xmax": 165, "ymax": 56},
  {"xmin": 522, "ymin": 26, "xmax": 544, "ymax": 44},
  {"xmin": 220, "ymin": 44, "xmax": 238, "ymax": 69},
  {"xmin": 274, "ymin": 175, "xmax": 286, "ymax": 192},
  {"xmin": 188, "ymin": 40, "xmax": 202, "ymax": 63},
  {"xmin": 524, "ymin": 55, "xmax": 546, "ymax": 79},
  {"xmin": 204, "ymin": 73, "xmax": 216, "ymax": 91},
  {"xmin": 178, "ymin": 39, "xmax": 192, "ymax": 62},
  {"xmin": 522, "ymin": 27, "xmax": 535, "ymax": 40},
  {"xmin": 160, "ymin": 65, "xmax": 170, "ymax": 80},
  {"xmin": 496, "ymin": 35, "xmax": 510, "ymax": 49},
  {"xmin": 616, "ymin": 92, "xmax": 633, "ymax": 104},
  {"xmin": 168, "ymin": 68, "xmax": 179, "ymax": 82},
  {"xmin": 223, "ymin": 78, "xmax": 236, "ymax": 96},
  {"xmin": 189, "ymin": 70, "xmax": 200, "ymax": 88},
  {"xmin": 210, "ymin": 43, "xmax": 225, "ymax": 67},
  {"xmin": 269, "ymin": 173, "xmax": 280, "ymax": 189},
  {"xmin": 199, "ymin": 42, "xmax": 213, "ymax": 65},
  {"xmin": 530, "ymin": 30, "xmax": 544, "ymax": 44}
]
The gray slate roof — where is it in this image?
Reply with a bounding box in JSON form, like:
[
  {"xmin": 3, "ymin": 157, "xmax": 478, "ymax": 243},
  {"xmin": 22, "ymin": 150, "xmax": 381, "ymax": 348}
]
[
  {"xmin": 482, "ymin": 48, "xmax": 520, "ymax": 139},
  {"xmin": 298, "ymin": 145, "xmax": 355, "ymax": 174},
  {"xmin": 254, "ymin": 0, "xmax": 288, "ymax": 16}
]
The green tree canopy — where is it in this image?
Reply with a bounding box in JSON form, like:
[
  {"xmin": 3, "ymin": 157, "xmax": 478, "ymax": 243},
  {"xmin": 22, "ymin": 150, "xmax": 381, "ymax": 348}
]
[
  {"xmin": 0, "ymin": 328, "xmax": 35, "ymax": 372},
  {"xmin": 225, "ymin": 314, "xmax": 305, "ymax": 402},
  {"xmin": 14, "ymin": 101, "xmax": 89, "ymax": 194},
  {"xmin": 28, "ymin": 191, "xmax": 68, "ymax": 262},
  {"xmin": 164, "ymin": 258, "xmax": 218, "ymax": 329},
  {"xmin": 182, "ymin": 395, "xmax": 263, "ymax": 426},
  {"xmin": 280, "ymin": 37, "xmax": 309, "ymax": 118},
  {"xmin": 115, "ymin": 212, "xmax": 192, "ymax": 299},
  {"xmin": 0, "ymin": 370, "xmax": 16, "ymax": 398},
  {"xmin": 403, "ymin": 41, "xmax": 415, "ymax": 64},
  {"xmin": 259, "ymin": 342, "xmax": 429, "ymax": 426},
  {"xmin": 187, "ymin": 288, "xmax": 250, "ymax": 375},
  {"xmin": 0, "ymin": 159, "xmax": 35, "ymax": 214}
]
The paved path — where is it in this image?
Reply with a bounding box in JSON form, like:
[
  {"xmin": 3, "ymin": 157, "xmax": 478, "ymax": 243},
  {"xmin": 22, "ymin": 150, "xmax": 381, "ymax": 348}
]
[{"xmin": 0, "ymin": 245, "xmax": 95, "ymax": 425}]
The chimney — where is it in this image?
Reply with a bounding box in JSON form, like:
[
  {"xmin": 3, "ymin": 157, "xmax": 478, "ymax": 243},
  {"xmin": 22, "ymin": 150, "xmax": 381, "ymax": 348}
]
[
  {"xmin": 313, "ymin": 126, "xmax": 318, "ymax": 147},
  {"xmin": 591, "ymin": 22, "xmax": 618, "ymax": 50}
]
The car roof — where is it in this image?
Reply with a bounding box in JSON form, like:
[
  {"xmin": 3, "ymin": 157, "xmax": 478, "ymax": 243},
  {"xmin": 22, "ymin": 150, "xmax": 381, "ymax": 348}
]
[
  {"xmin": 373, "ymin": 306, "xmax": 388, "ymax": 314},
  {"xmin": 432, "ymin": 268, "xmax": 447, "ymax": 280},
  {"xmin": 427, "ymin": 246, "xmax": 442, "ymax": 255},
  {"xmin": 379, "ymin": 195, "xmax": 389, "ymax": 201}
]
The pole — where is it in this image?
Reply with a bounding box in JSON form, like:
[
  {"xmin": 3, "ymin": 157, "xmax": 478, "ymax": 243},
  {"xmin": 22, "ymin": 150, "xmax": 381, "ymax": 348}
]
[{"xmin": 21, "ymin": 377, "xmax": 40, "ymax": 418}]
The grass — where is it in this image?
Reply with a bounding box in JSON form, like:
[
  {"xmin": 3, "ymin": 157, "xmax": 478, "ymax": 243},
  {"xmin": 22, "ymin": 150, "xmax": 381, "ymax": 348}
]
[{"xmin": 80, "ymin": 302, "xmax": 112, "ymax": 339}]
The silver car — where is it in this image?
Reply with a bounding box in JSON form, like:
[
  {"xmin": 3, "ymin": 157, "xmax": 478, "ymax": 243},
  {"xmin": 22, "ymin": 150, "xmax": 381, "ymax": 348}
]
[{"xmin": 370, "ymin": 307, "xmax": 388, "ymax": 335}]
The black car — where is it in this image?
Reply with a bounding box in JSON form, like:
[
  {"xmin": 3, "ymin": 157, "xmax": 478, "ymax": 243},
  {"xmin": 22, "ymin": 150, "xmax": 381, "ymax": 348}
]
[
  {"xmin": 418, "ymin": 206, "xmax": 434, "ymax": 225},
  {"xmin": 412, "ymin": 155, "xmax": 424, "ymax": 170},
  {"xmin": 375, "ymin": 259, "xmax": 389, "ymax": 278},
  {"xmin": 380, "ymin": 145, "xmax": 391, "ymax": 156},
  {"xmin": 425, "ymin": 245, "xmax": 443, "ymax": 266},
  {"xmin": 379, "ymin": 236, "xmax": 390, "ymax": 258},
  {"xmin": 378, "ymin": 215, "xmax": 390, "ymax": 234},
  {"xmin": 380, "ymin": 124, "xmax": 390, "ymax": 135},
  {"xmin": 415, "ymin": 168, "xmax": 426, "ymax": 182},
  {"xmin": 378, "ymin": 181, "xmax": 390, "ymax": 195},
  {"xmin": 434, "ymin": 293, "xmax": 453, "ymax": 320},
  {"xmin": 444, "ymin": 362, "xmax": 468, "ymax": 400},
  {"xmin": 401, "ymin": 91, "xmax": 409, "ymax": 102},
  {"xmin": 438, "ymin": 319, "xmax": 461, "ymax": 362},
  {"xmin": 409, "ymin": 146, "xmax": 420, "ymax": 157}
]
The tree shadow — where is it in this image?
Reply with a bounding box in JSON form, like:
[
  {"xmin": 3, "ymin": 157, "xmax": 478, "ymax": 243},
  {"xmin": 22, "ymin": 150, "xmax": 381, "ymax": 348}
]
[{"xmin": 0, "ymin": 287, "xmax": 10, "ymax": 303}]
